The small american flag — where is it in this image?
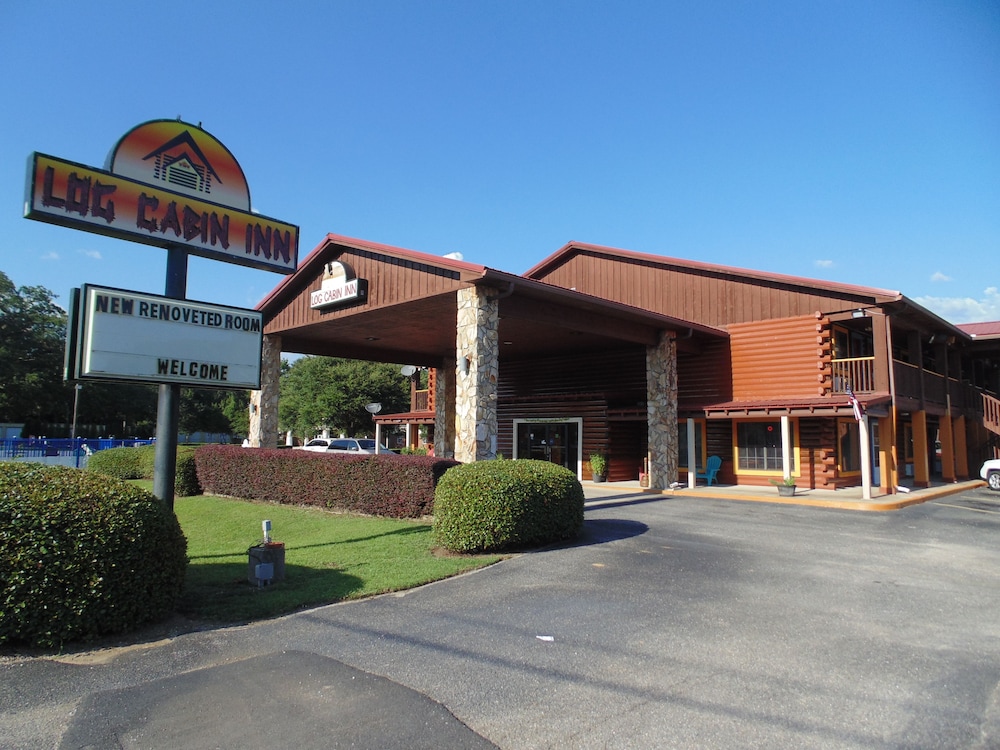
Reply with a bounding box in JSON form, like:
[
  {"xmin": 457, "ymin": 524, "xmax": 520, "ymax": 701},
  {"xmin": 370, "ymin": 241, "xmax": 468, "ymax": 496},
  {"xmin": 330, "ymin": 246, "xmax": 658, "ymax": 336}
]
[{"xmin": 846, "ymin": 382, "xmax": 864, "ymax": 422}]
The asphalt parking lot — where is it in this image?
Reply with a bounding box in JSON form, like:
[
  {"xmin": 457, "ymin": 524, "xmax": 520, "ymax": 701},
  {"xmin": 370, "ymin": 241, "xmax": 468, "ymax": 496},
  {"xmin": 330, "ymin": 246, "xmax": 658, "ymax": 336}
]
[{"xmin": 2, "ymin": 485, "xmax": 999, "ymax": 749}]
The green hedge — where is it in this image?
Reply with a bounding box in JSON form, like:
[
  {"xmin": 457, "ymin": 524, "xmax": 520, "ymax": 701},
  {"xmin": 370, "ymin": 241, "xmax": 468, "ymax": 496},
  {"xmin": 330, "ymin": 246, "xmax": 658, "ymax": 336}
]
[
  {"xmin": 0, "ymin": 463, "xmax": 188, "ymax": 649},
  {"xmin": 194, "ymin": 445, "xmax": 459, "ymax": 518},
  {"xmin": 88, "ymin": 444, "xmax": 201, "ymax": 496},
  {"xmin": 433, "ymin": 459, "xmax": 585, "ymax": 553}
]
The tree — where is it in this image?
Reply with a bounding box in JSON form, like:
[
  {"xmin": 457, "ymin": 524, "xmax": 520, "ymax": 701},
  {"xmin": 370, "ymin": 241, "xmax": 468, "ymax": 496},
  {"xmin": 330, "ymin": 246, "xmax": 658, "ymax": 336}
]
[
  {"xmin": 279, "ymin": 357, "xmax": 409, "ymax": 441},
  {"xmin": 220, "ymin": 390, "xmax": 250, "ymax": 437},
  {"xmin": 0, "ymin": 272, "xmax": 69, "ymax": 430}
]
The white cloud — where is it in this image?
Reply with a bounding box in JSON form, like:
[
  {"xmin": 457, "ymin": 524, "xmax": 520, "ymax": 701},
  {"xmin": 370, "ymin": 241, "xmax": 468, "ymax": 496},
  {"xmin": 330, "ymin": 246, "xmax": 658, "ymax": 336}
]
[
  {"xmin": 915, "ymin": 287, "xmax": 1000, "ymax": 324},
  {"xmin": 40, "ymin": 251, "xmax": 59, "ymax": 261},
  {"xmin": 930, "ymin": 271, "xmax": 952, "ymax": 282},
  {"xmin": 78, "ymin": 249, "xmax": 102, "ymax": 260},
  {"xmin": 814, "ymin": 259, "xmax": 834, "ymax": 268}
]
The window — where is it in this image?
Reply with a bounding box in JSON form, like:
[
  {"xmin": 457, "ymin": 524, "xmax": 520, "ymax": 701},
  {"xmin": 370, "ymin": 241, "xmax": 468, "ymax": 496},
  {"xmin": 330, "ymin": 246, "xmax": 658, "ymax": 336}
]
[
  {"xmin": 837, "ymin": 419, "xmax": 861, "ymax": 474},
  {"xmin": 736, "ymin": 421, "xmax": 793, "ymax": 472},
  {"xmin": 833, "ymin": 325, "xmax": 874, "ymax": 359}
]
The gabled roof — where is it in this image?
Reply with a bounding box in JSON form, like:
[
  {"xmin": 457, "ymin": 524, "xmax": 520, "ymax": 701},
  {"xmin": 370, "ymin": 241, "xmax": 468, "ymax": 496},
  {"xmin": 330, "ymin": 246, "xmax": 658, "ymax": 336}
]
[
  {"xmin": 256, "ymin": 234, "xmax": 726, "ymax": 365},
  {"xmin": 525, "ymin": 241, "xmax": 905, "ymax": 301},
  {"xmin": 525, "ymin": 240, "xmax": 972, "ymax": 338}
]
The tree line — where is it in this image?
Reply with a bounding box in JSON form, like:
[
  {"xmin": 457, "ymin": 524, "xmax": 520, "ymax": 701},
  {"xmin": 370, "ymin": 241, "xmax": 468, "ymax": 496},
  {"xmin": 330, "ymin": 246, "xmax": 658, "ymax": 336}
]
[{"xmin": 0, "ymin": 271, "xmax": 409, "ymax": 441}]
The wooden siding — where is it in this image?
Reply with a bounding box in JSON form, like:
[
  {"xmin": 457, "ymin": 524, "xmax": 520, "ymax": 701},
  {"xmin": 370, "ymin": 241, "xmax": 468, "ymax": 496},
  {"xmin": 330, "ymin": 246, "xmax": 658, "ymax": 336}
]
[
  {"xmin": 265, "ymin": 247, "xmax": 466, "ymax": 334},
  {"xmin": 729, "ymin": 315, "xmax": 831, "ymax": 400},
  {"xmin": 498, "ymin": 348, "xmax": 647, "ymax": 479},
  {"xmin": 534, "ymin": 250, "xmax": 880, "ymax": 328},
  {"xmin": 678, "ymin": 337, "xmax": 732, "ymax": 409}
]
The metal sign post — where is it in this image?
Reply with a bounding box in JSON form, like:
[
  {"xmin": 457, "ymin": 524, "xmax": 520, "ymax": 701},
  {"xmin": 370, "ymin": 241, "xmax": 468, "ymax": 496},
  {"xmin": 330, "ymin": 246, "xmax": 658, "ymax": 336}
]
[{"xmin": 153, "ymin": 247, "xmax": 187, "ymax": 510}]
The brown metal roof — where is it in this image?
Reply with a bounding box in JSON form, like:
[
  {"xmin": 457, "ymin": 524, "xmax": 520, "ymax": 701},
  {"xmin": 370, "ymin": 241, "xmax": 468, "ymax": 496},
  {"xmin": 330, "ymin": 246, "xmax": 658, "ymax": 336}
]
[
  {"xmin": 524, "ymin": 241, "xmax": 976, "ymax": 339},
  {"xmin": 525, "ymin": 241, "xmax": 906, "ymax": 302},
  {"xmin": 959, "ymin": 321, "xmax": 1000, "ymax": 340},
  {"xmin": 256, "ymin": 234, "xmax": 727, "ymax": 366}
]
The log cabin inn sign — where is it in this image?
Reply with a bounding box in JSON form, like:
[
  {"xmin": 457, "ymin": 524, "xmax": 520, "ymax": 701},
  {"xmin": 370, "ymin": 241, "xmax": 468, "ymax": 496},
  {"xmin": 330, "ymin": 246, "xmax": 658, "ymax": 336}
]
[
  {"xmin": 310, "ymin": 261, "xmax": 368, "ymax": 309},
  {"xmin": 67, "ymin": 285, "xmax": 263, "ymax": 389},
  {"xmin": 24, "ymin": 119, "xmax": 299, "ymax": 274}
]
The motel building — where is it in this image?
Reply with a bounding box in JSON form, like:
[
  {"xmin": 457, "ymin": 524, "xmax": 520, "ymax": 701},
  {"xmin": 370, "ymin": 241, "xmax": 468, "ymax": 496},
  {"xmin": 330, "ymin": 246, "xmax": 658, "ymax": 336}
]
[{"xmin": 248, "ymin": 234, "xmax": 1000, "ymax": 496}]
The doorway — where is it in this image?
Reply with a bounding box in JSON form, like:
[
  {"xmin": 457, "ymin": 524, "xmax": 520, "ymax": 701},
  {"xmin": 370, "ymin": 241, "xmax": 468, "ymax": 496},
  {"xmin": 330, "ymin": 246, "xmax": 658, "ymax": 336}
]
[{"xmin": 513, "ymin": 419, "xmax": 582, "ymax": 478}]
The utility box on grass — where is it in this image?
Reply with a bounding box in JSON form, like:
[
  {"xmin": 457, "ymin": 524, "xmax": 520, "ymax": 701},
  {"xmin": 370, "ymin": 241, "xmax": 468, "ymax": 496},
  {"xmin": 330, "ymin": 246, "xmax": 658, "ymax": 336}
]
[{"xmin": 248, "ymin": 542, "xmax": 285, "ymax": 586}]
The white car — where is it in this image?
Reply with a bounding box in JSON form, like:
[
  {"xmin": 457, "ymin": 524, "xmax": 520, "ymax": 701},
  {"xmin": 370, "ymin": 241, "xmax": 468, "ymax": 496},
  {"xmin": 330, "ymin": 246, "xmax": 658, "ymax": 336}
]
[
  {"xmin": 298, "ymin": 438, "xmax": 385, "ymax": 454},
  {"xmin": 980, "ymin": 459, "xmax": 1000, "ymax": 491}
]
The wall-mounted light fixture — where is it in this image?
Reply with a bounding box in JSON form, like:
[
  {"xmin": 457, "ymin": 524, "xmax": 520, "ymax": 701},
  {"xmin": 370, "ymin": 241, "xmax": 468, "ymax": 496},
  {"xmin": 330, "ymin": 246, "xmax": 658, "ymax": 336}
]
[
  {"xmin": 459, "ymin": 355, "xmax": 470, "ymax": 375},
  {"xmin": 852, "ymin": 309, "xmax": 866, "ymax": 319}
]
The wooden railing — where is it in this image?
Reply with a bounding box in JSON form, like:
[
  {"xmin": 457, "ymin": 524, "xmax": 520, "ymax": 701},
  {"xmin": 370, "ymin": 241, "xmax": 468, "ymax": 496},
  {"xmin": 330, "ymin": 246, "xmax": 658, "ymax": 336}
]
[
  {"xmin": 413, "ymin": 389, "xmax": 430, "ymax": 412},
  {"xmin": 831, "ymin": 357, "xmax": 875, "ymax": 393},
  {"xmin": 984, "ymin": 392, "xmax": 1000, "ymax": 436}
]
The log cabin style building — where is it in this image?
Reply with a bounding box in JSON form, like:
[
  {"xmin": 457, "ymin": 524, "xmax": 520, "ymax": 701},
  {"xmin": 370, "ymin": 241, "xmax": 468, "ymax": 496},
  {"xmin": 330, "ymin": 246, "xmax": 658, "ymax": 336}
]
[{"xmin": 251, "ymin": 234, "xmax": 1000, "ymax": 496}]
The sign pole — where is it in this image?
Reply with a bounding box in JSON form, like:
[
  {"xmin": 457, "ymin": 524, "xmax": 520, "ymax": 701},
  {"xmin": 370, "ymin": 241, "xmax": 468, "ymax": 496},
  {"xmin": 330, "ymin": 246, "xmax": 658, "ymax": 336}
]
[{"xmin": 153, "ymin": 247, "xmax": 188, "ymax": 510}]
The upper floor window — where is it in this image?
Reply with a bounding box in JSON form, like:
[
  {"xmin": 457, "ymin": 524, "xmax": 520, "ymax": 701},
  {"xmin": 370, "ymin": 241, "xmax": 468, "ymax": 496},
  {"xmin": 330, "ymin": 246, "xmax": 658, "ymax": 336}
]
[{"xmin": 833, "ymin": 325, "xmax": 874, "ymax": 359}]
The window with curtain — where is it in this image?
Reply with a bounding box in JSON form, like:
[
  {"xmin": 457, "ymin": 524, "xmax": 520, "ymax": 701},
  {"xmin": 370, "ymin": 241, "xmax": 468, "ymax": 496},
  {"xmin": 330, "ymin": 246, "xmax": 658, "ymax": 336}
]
[{"xmin": 737, "ymin": 421, "xmax": 791, "ymax": 471}]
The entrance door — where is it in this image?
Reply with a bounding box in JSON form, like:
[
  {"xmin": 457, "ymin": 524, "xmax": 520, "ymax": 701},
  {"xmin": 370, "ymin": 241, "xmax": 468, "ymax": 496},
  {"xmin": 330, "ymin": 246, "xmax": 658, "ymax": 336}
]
[{"xmin": 515, "ymin": 421, "xmax": 581, "ymax": 476}]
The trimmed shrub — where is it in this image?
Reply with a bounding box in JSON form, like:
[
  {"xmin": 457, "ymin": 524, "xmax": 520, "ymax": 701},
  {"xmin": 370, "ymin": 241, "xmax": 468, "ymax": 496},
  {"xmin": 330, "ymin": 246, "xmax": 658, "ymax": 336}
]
[
  {"xmin": 87, "ymin": 445, "xmax": 146, "ymax": 480},
  {"xmin": 195, "ymin": 445, "xmax": 458, "ymax": 518},
  {"xmin": 88, "ymin": 444, "xmax": 202, "ymax": 497},
  {"xmin": 0, "ymin": 463, "xmax": 188, "ymax": 649},
  {"xmin": 433, "ymin": 459, "xmax": 585, "ymax": 553},
  {"xmin": 174, "ymin": 446, "xmax": 201, "ymax": 497}
]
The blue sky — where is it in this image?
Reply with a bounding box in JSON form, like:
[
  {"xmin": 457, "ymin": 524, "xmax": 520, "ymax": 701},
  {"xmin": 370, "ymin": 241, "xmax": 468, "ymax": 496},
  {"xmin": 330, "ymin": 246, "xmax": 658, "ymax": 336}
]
[{"xmin": 2, "ymin": 1, "xmax": 998, "ymax": 326}]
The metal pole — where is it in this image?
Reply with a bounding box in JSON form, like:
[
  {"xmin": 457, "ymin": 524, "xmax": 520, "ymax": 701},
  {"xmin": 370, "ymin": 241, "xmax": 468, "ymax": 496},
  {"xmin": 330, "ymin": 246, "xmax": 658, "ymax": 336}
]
[
  {"xmin": 153, "ymin": 247, "xmax": 188, "ymax": 510},
  {"xmin": 70, "ymin": 383, "xmax": 81, "ymax": 440}
]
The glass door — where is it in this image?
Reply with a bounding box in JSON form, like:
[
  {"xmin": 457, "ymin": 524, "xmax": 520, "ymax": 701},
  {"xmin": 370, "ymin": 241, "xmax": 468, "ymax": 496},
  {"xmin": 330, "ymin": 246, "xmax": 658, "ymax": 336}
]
[{"xmin": 515, "ymin": 421, "xmax": 580, "ymax": 474}]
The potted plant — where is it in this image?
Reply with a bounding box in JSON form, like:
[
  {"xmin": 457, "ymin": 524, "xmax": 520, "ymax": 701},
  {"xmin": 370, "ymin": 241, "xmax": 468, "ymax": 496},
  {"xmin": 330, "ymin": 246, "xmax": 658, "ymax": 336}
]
[
  {"xmin": 590, "ymin": 453, "xmax": 608, "ymax": 483},
  {"xmin": 770, "ymin": 476, "xmax": 796, "ymax": 497}
]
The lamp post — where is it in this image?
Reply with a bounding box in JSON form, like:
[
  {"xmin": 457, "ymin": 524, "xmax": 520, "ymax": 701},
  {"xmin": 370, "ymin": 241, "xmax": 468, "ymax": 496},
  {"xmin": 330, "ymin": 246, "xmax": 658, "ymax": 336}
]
[
  {"xmin": 70, "ymin": 383, "xmax": 82, "ymax": 440},
  {"xmin": 365, "ymin": 402, "xmax": 382, "ymax": 453}
]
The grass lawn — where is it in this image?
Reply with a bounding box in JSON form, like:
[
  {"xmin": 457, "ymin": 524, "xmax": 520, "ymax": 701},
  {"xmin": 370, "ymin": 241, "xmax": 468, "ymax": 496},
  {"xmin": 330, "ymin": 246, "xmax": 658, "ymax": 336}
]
[{"xmin": 168, "ymin": 493, "xmax": 502, "ymax": 623}]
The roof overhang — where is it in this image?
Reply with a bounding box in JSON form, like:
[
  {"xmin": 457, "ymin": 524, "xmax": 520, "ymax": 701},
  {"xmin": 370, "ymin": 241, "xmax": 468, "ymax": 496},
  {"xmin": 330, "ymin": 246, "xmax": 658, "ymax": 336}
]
[
  {"xmin": 701, "ymin": 393, "xmax": 892, "ymax": 419},
  {"xmin": 257, "ymin": 234, "xmax": 727, "ymax": 365}
]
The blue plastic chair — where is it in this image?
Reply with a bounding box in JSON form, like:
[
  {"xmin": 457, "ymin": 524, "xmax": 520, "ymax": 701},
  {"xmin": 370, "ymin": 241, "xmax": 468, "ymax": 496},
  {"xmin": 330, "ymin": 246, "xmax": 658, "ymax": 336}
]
[{"xmin": 696, "ymin": 455, "xmax": 722, "ymax": 485}]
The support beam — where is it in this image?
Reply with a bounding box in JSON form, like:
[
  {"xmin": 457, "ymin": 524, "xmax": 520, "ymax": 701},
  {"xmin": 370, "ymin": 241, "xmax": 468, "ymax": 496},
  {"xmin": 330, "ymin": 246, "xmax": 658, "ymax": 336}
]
[
  {"xmin": 454, "ymin": 286, "xmax": 499, "ymax": 462},
  {"xmin": 249, "ymin": 334, "xmax": 282, "ymax": 449},
  {"xmin": 912, "ymin": 410, "xmax": 930, "ymax": 488},
  {"xmin": 687, "ymin": 417, "xmax": 697, "ymax": 489},
  {"xmin": 646, "ymin": 331, "xmax": 678, "ymax": 491},
  {"xmin": 859, "ymin": 415, "xmax": 873, "ymax": 500},
  {"xmin": 781, "ymin": 415, "xmax": 792, "ymax": 482}
]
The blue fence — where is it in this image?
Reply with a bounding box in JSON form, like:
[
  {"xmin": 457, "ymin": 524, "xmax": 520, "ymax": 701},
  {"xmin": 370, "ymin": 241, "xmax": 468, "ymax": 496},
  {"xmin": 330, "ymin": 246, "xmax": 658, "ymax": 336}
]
[{"xmin": 0, "ymin": 438, "xmax": 155, "ymax": 469}]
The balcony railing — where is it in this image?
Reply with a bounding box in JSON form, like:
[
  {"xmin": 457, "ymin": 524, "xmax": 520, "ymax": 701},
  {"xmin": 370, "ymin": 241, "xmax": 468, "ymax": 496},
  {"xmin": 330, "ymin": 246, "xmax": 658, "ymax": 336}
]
[
  {"xmin": 413, "ymin": 389, "xmax": 430, "ymax": 412},
  {"xmin": 832, "ymin": 357, "xmax": 875, "ymax": 393}
]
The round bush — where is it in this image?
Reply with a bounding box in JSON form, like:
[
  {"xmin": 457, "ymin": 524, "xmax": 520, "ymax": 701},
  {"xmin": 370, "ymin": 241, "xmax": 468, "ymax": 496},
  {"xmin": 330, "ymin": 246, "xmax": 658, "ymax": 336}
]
[
  {"xmin": 86, "ymin": 445, "xmax": 146, "ymax": 479},
  {"xmin": 434, "ymin": 459, "xmax": 585, "ymax": 553},
  {"xmin": 0, "ymin": 463, "xmax": 188, "ymax": 649}
]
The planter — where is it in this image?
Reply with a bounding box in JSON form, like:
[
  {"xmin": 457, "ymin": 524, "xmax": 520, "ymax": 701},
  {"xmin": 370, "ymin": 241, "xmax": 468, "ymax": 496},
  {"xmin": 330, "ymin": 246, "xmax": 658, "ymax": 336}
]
[
  {"xmin": 776, "ymin": 484, "xmax": 796, "ymax": 497},
  {"xmin": 592, "ymin": 474, "xmax": 606, "ymax": 483}
]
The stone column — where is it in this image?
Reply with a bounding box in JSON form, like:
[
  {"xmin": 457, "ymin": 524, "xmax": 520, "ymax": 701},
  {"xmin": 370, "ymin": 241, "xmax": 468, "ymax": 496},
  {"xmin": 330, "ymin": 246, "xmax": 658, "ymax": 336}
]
[
  {"xmin": 249, "ymin": 334, "xmax": 281, "ymax": 448},
  {"xmin": 454, "ymin": 286, "xmax": 499, "ymax": 463},
  {"xmin": 646, "ymin": 331, "xmax": 678, "ymax": 490},
  {"xmin": 434, "ymin": 356, "xmax": 454, "ymax": 458}
]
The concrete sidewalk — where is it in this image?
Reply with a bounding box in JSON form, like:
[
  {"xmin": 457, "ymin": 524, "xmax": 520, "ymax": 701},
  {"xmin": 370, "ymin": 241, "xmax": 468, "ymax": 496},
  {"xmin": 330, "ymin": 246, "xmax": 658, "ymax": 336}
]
[{"xmin": 582, "ymin": 477, "xmax": 985, "ymax": 511}]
